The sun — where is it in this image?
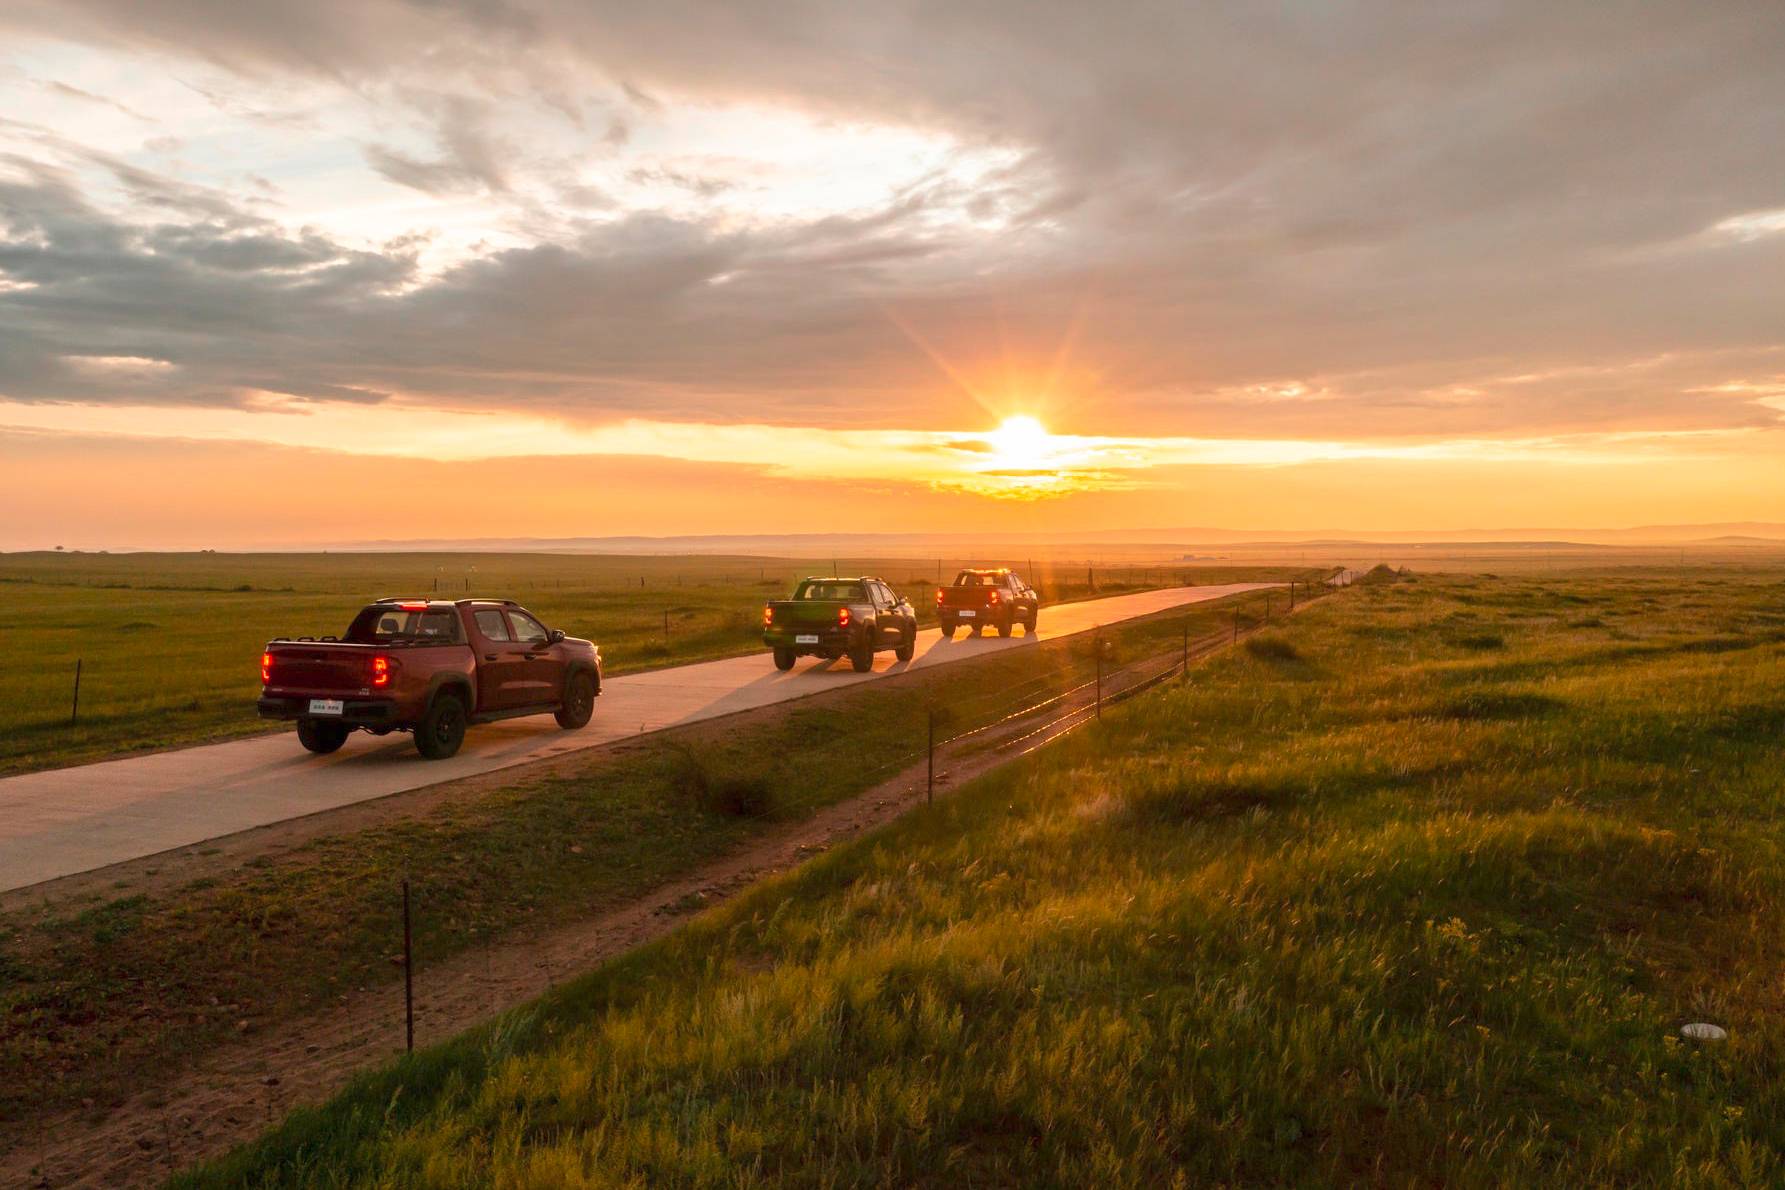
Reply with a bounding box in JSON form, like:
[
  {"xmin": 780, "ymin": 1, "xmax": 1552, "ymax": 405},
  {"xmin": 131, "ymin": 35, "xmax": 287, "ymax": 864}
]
[{"xmin": 985, "ymin": 414, "xmax": 1053, "ymax": 471}]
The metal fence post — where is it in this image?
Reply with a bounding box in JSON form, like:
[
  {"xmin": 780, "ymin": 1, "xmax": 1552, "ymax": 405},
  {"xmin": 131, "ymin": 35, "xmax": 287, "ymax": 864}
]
[
  {"xmin": 70, "ymin": 658, "xmax": 82, "ymax": 725},
  {"xmin": 402, "ymin": 879, "xmax": 414, "ymax": 1054},
  {"xmin": 1095, "ymin": 630, "xmax": 1103, "ymax": 719},
  {"xmin": 926, "ymin": 708, "xmax": 935, "ymax": 806}
]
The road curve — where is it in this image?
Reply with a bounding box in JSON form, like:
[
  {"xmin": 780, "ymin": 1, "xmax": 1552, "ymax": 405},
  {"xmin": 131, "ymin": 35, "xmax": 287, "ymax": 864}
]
[{"xmin": 0, "ymin": 583, "xmax": 1275, "ymax": 892}]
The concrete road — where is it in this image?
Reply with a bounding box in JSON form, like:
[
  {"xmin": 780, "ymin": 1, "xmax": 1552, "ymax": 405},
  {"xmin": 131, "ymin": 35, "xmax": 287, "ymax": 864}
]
[{"xmin": 0, "ymin": 583, "xmax": 1275, "ymax": 892}]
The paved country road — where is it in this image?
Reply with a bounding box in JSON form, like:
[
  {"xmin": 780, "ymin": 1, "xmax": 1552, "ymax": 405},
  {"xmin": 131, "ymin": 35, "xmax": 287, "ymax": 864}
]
[{"xmin": 0, "ymin": 583, "xmax": 1276, "ymax": 893}]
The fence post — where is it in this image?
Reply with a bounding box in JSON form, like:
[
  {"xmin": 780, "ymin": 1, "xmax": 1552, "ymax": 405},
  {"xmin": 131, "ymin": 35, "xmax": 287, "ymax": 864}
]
[
  {"xmin": 1095, "ymin": 630, "xmax": 1103, "ymax": 719},
  {"xmin": 402, "ymin": 879, "xmax": 415, "ymax": 1054},
  {"xmin": 926, "ymin": 708, "xmax": 935, "ymax": 806},
  {"xmin": 70, "ymin": 658, "xmax": 82, "ymax": 725},
  {"xmin": 1182, "ymin": 622, "xmax": 1189, "ymax": 679},
  {"xmin": 1289, "ymin": 580, "xmax": 1295, "ymax": 611},
  {"xmin": 663, "ymin": 609, "xmax": 670, "ymax": 644},
  {"xmin": 1233, "ymin": 610, "xmax": 1240, "ymax": 645}
]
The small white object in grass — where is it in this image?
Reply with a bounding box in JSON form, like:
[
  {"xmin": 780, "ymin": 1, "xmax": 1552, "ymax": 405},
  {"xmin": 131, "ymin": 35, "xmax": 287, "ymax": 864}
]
[{"xmin": 1681, "ymin": 1022, "xmax": 1727, "ymax": 1042}]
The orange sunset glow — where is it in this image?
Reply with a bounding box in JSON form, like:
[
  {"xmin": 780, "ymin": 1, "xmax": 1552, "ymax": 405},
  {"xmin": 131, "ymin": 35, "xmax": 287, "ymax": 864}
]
[{"xmin": 1, "ymin": 6, "xmax": 1783, "ymax": 548}]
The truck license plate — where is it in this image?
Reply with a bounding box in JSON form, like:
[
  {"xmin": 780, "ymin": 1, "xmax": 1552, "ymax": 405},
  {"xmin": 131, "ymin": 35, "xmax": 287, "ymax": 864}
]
[
  {"xmin": 795, "ymin": 634, "xmax": 820, "ymax": 644},
  {"xmin": 958, "ymin": 610, "xmax": 976, "ymax": 618},
  {"xmin": 308, "ymin": 699, "xmax": 345, "ymax": 715}
]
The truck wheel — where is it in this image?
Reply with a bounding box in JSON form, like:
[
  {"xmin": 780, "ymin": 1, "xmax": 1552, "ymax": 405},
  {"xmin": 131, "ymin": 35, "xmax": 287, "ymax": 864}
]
[
  {"xmin": 849, "ymin": 645, "xmax": 874, "ymax": 673},
  {"xmin": 555, "ymin": 671, "xmax": 596, "ymax": 729},
  {"xmin": 895, "ymin": 630, "xmax": 915, "ymax": 663},
  {"xmin": 773, "ymin": 648, "xmax": 795, "ymax": 671},
  {"xmin": 1025, "ymin": 612, "xmax": 1038, "ymax": 634},
  {"xmin": 941, "ymin": 623, "xmax": 956, "ymax": 640},
  {"xmin": 415, "ymin": 691, "xmax": 467, "ymax": 759},
  {"xmin": 998, "ymin": 618, "xmax": 1014, "ymax": 638},
  {"xmin": 296, "ymin": 718, "xmax": 349, "ymax": 755}
]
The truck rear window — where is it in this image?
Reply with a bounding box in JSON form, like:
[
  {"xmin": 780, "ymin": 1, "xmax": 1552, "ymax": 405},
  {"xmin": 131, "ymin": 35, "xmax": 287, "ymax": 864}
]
[
  {"xmin": 346, "ymin": 607, "xmax": 460, "ymax": 643},
  {"xmin": 955, "ymin": 573, "xmax": 1000, "ymax": 587},
  {"xmin": 795, "ymin": 581, "xmax": 865, "ymax": 601}
]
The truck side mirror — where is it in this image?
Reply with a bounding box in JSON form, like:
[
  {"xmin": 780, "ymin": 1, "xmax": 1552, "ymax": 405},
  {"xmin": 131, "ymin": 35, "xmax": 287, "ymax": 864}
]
[{"xmin": 548, "ymin": 628, "xmax": 566, "ymax": 644}]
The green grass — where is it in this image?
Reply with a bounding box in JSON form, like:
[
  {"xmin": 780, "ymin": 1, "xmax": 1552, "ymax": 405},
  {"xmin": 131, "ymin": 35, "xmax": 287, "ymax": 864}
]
[
  {"xmin": 0, "ymin": 586, "xmax": 1284, "ymax": 1148},
  {"xmin": 0, "ymin": 550, "xmax": 1304, "ymax": 775},
  {"xmin": 180, "ymin": 567, "xmax": 1785, "ymax": 1186}
]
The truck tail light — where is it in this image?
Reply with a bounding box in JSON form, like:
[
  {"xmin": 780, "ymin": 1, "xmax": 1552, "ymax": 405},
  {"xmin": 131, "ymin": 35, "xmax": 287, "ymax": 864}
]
[
  {"xmin": 763, "ymin": 605, "xmax": 774, "ymax": 626},
  {"xmin": 988, "ymin": 589, "xmax": 1001, "ymax": 605},
  {"xmin": 936, "ymin": 589, "xmax": 945, "ymax": 604},
  {"xmin": 261, "ymin": 651, "xmax": 273, "ymax": 684},
  {"xmin": 838, "ymin": 607, "xmax": 851, "ymax": 627},
  {"xmin": 370, "ymin": 654, "xmax": 393, "ymax": 688}
]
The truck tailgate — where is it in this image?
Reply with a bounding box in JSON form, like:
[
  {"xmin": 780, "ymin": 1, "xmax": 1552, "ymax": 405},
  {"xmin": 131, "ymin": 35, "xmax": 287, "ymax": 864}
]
[
  {"xmin": 768, "ymin": 601, "xmax": 846, "ymax": 627},
  {"xmin": 265, "ymin": 643, "xmax": 377, "ymax": 691}
]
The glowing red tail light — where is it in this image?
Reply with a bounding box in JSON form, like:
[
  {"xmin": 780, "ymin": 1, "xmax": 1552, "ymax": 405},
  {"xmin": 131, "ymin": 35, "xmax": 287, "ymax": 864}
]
[
  {"xmin": 763, "ymin": 605, "xmax": 774, "ymax": 626},
  {"xmin": 936, "ymin": 589, "xmax": 945, "ymax": 604},
  {"xmin": 838, "ymin": 607, "xmax": 851, "ymax": 627},
  {"xmin": 260, "ymin": 651, "xmax": 273, "ymax": 684},
  {"xmin": 988, "ymin": 589, "xmax": 1001, "ymax": 604},
  {"xmin": 370, "ymin": 654, "xmax": 393, "ymax": 688}
]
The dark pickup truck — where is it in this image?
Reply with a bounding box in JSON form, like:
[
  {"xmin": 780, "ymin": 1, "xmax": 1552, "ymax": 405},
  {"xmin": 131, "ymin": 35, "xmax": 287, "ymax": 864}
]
[
  {"xmin": 937, "ymin": 568, "xmax": 1040, "ymax": 638},
  {"xmin": 763, "ymin": 577, "xmax": 918, "ymax": 672},
  {"xmin": 259, "ymin": 598, "xmax": 601, "ymax": 759}
]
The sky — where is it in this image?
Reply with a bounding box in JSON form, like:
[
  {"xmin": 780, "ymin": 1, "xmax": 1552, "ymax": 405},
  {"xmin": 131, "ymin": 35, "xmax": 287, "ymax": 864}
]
[{"xmin": 2, "ymin": 1, "xmax": 1784, "ymax": 548}]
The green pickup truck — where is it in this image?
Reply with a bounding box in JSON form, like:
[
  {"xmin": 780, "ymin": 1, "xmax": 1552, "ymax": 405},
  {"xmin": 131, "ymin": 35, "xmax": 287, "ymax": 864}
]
[{"xmin": 762, "ymin": 577, "xmax": 919, "ymax": 672}]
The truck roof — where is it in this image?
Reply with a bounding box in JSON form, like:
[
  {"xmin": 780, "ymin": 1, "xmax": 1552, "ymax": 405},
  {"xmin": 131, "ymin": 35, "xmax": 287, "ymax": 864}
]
[{"xmin": 370, "ymin": 597, "xmax": 520, "ymax": 608}]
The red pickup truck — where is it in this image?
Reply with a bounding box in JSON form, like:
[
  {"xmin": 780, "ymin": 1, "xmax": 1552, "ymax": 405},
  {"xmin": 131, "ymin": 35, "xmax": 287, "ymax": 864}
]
[
  {"xmin": 259, "ymin": 598, "xmax": 601, "ymax": 759},
  {"xmin": 937, "ymin": 568, "xmax": 1040, "ymax": 638}
]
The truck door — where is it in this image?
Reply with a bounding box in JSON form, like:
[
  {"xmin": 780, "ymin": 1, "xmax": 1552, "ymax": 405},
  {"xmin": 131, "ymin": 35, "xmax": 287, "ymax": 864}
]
[
  {"xmin": 505, "ymin": 608, "xmax": 564, "ymax": 706},
  {"xmin": 471, "ymin": 606, "xmax": 527, "ymax": 710}
]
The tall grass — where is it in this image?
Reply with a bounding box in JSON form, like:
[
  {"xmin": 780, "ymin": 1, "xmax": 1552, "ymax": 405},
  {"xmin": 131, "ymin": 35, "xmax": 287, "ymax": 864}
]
[{"xmin": 182, "ymin": 568, "xmax": 1785, "ymax": 1185}]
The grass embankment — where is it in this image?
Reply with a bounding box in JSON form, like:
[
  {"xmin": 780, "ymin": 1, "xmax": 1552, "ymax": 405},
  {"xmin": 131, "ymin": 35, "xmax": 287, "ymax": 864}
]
[
  {"xmin": 0, "ymin": 550, "xmax": 1304, "ymax": 775},
  {"xmin": 0, "ymin": 586, "xmax": 1288, "ymax": 1151},
  {"xmin": 187, "ymin": 567, "xmax": 1785, "ymax": 1186}
]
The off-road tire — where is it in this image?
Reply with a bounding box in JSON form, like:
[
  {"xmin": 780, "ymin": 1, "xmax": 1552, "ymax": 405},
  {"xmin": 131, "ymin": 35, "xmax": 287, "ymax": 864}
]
[
  {"xmin": 555, "ymin": 671, "xmax": 596, "ymax": 729},
  {"xmin": 1025, "ymin": 612, "xmax": 1039, "ymax": 634},
  {"xmin": 296, "ymin": 718, "xmax": 349, "ymax": 754},
  {"xmin": 895, "ymin": 627, "xmax": 915, "ymax": 662},
  {"xmin": 941, "ymin": 623, "xmax": 956, "ymax": 640},
  {"xmin": 415, "ymin": 691, "xmax": 467, "ymax": 760},
  {"xmin": 997, "ymin": 617, "xmax": 1014, "ymax": 638},
  {"xmin": 849, "ymin": 645, "xmax": 874, "ymax": 673},
  {"xmin": 773, "ymin": 648, "xmax": 796, "ymax": 671}
]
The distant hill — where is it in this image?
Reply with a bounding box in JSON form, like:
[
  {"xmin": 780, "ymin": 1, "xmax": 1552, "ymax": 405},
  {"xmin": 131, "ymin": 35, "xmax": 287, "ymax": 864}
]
[{"xmin": 324, "ymin": 523, "xmax": 1785, "ymax": 555}]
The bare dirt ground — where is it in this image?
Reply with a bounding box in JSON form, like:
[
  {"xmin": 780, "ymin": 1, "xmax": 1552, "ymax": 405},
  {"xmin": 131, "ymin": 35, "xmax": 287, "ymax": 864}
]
[{"xmin": 8, "ymin": 645, "xmax": 1207, "ymax": 1188}]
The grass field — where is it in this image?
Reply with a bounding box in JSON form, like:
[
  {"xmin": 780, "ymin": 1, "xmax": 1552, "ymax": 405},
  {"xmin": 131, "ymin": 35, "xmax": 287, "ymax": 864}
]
[
  {"xmin": 0, "ymin": 584, "xmax": 1286, "ymax": 1156},
  {"xmin": 0, "ymin": 550, "xmax": 1305, "ymax": 775},
  {"xmin": 180, "ymin": 565, "xmax": 1785, "ymax": 1186}
]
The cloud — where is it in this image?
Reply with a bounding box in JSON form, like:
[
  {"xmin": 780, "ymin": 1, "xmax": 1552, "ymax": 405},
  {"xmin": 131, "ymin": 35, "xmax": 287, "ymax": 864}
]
[{"xmin": 0, "ymin": 0, "xmax": 1782, "ymax": 447}]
